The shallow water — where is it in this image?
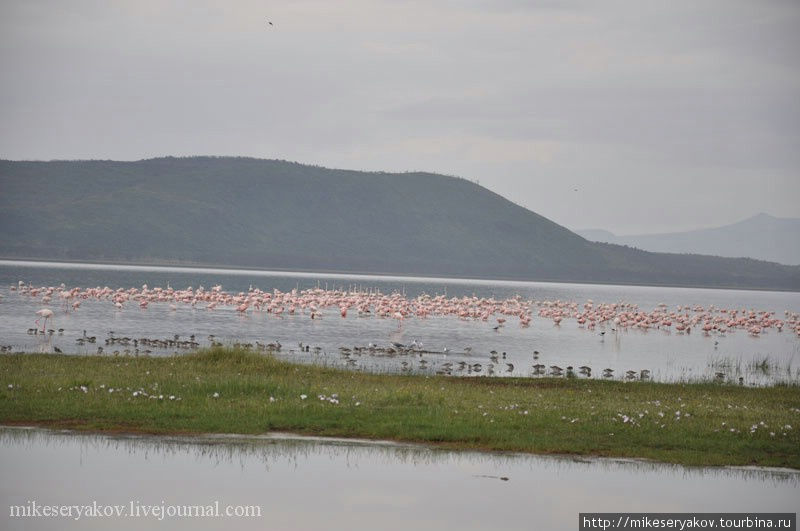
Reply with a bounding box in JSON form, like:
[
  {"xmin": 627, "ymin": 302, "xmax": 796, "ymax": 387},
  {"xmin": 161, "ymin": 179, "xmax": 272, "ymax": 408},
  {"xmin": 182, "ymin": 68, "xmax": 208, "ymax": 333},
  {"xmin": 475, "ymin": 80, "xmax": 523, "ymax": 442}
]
[
  {"xmin": 0, "ymin": 426, "xmax": 797, "ymax": 531},
  {"xmin": 1, "ymin": 260, "xmax": 799, "ymax": 384}
]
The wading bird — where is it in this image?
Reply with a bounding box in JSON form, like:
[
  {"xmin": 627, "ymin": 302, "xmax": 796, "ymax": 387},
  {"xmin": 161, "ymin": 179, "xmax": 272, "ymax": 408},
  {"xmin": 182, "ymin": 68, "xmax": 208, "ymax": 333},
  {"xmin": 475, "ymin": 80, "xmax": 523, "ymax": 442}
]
[{"xmin": 35, "ymin": 308, "xmax": 54, "ymax": 333}]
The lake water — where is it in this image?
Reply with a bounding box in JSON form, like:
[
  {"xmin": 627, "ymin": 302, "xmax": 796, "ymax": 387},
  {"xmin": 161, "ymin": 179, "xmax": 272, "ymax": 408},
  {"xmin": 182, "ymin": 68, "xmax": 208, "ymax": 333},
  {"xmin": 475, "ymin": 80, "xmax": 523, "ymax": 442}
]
[
  {"xmin": 1, "ymin": 260, "xmax": 799, "ymax": 384},
  {"xmin": 0, "ymin": 426, "xmax": 797, "ymax": 531}
]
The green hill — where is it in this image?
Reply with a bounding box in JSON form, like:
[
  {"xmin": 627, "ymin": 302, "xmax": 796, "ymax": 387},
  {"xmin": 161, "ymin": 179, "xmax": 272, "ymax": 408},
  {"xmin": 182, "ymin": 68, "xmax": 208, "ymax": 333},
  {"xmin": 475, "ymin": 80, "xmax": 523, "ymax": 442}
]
[{"xmin": 1, "ymin": 156, "xmax": 797, "ymax": 290}]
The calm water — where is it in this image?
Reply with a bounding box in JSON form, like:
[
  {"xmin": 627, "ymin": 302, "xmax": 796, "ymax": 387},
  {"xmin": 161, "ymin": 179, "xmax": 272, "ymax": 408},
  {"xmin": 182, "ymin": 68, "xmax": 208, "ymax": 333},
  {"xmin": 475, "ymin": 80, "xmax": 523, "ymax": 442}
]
[
  {"xmin": 0, "ymin": 426, "xmax": 797, "ymax": 531},
  {"xmin": 1, "ymin": 260, "xmax": 799, "ymax": 384}
]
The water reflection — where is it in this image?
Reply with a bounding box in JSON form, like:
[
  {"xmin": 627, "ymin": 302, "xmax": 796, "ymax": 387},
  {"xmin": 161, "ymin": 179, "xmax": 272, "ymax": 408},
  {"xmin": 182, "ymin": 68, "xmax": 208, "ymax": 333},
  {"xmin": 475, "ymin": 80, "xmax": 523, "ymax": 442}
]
[
  {"xmin": 1, "ymin": 428, "xmax": 799, "ymax": 485},
  {"xmin": 1, "ymin": 427, "xmax": 798, "ymax": 530}
]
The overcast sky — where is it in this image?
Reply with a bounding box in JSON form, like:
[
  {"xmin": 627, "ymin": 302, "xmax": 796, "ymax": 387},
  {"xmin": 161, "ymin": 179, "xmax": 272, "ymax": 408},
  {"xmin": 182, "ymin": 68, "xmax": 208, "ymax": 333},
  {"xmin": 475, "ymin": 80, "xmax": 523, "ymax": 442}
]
[{"xmin": 1, "ymin": 0, "xmax": 799, "ymax": 234}]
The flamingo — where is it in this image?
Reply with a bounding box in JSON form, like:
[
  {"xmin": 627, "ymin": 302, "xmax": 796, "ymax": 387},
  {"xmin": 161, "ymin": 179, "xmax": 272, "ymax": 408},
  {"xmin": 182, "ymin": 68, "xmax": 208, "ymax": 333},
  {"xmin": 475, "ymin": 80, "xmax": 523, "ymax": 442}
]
[{"xmin": 35, "ymin": 308, "xmax": 54, "ymax": 332}]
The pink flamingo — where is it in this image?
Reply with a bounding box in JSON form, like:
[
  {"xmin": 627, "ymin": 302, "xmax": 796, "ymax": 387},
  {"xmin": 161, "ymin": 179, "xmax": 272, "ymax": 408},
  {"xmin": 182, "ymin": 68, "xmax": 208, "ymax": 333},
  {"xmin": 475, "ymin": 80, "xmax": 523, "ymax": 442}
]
[{"xmin": 35, "ymin": 308, "xmax": 54, "ymax": 332}]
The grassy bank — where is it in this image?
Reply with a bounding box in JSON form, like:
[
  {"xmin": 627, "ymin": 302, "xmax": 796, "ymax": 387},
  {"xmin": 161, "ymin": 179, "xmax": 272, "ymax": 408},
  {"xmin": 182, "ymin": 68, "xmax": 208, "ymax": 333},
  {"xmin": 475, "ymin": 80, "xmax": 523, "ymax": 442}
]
[{"xmin": 1, "ymin": 349, "xmax": 799, "ymax": 468}]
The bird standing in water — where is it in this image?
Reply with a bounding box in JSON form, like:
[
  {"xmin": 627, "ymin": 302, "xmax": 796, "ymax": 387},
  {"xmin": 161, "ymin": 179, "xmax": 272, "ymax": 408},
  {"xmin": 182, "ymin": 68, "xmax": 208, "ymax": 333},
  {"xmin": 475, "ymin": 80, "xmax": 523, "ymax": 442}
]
[{"xmin": 35, "ymin": 308, "xmax": 54, "ymax": 333}]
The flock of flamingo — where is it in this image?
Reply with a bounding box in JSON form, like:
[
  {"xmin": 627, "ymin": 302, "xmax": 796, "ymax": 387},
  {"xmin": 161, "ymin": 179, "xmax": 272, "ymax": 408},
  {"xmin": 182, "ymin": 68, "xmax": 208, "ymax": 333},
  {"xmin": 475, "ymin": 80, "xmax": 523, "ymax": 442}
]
[{"xmin": 12, "ymin": 281, "xmax": 800, "ymax": 338}]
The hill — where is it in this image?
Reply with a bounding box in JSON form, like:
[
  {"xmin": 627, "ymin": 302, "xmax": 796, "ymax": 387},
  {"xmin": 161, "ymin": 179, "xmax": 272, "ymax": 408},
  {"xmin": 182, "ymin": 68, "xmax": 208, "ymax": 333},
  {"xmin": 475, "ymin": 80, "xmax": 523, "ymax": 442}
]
[
  {"xmin": 577, "ymin": 213, "xmax": 800, "ymax": 266},
  {"xmin": 1, "ymin": 157, "xmax": 798, "ymax": 290}
]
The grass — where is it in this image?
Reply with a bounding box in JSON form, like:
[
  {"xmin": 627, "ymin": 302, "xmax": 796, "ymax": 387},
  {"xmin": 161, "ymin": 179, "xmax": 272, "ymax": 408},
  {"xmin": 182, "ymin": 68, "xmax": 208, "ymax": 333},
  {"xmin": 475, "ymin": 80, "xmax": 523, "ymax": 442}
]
[{"xmin": 1, "ymin": 348, "xmax": 799, "ymax": 469}]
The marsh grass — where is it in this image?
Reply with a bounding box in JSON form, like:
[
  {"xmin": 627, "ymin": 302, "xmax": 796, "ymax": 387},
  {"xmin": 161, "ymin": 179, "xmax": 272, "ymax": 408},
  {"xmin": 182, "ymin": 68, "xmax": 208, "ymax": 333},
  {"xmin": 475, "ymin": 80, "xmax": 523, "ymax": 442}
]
[
  {"xmin": 708, "ymin": 356, "xmax": 742, "ymax": 373},
  {"xmin": 706, "ymin": 355, "xmax": 800, "ymax": 385},
  {"xmin": 1, "ymin": 348, "xmax": 799, "ymax": 468},
  {"xmin": 745, "ymin": 355, "xmax": 797, "ymax": 378},
  {"xmin": 750, "ymin": 356, "xmax": 772, "ymax": 374}
]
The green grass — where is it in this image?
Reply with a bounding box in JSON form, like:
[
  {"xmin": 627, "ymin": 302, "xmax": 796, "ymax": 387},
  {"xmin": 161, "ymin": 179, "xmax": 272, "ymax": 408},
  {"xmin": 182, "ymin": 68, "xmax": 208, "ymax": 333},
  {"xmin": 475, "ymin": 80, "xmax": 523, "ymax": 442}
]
[{"xmin": 1, "ymin": 348, "xmax": 799, "ymax": 468}]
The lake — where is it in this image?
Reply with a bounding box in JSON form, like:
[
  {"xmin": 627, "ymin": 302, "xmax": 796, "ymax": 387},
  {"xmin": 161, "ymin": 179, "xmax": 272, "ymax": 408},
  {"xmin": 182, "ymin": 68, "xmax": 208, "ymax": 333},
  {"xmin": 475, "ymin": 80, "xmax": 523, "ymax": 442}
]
[
  {"xmin": 1, "ymin": 260, "xmax": 799, "ymax": 384},
  {"xmin": 0, "ymin": 426, "xmax": 797, "ymax": 531}
]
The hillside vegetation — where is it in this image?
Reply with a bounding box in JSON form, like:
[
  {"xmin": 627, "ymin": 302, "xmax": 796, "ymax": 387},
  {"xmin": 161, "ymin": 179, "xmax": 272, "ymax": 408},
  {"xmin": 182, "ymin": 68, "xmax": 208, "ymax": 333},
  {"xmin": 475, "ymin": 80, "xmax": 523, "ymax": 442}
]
[{"xmin": 1, "ymin": 157, "xmax": 798, "ymax": 290}]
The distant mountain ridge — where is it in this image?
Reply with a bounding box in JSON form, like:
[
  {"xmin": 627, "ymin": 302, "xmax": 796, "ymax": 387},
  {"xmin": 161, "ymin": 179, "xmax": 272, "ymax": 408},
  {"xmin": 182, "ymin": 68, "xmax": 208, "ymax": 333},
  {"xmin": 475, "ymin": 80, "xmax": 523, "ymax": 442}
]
[
  {"xmin": 577, "ymin": 213, "xmax": 800, "ymax": 266},
  {"xmin": 1, "ymin": 157, "xmax": 798, "ymax": 290}
]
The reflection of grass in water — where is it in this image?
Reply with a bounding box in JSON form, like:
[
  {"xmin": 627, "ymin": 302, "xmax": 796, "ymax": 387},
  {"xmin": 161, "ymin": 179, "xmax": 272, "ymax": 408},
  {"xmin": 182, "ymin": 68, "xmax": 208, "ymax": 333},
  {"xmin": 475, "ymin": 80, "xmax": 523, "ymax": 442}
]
[
  {"xmin": 743, "ymin": 355, "xmax": 800, "ymax": 386},
  {"xmin": 2, "ymin": 426, "xmax": 799, "ymax": 485},
  {"xmin": 749, "ymin": 356, "xmax": 780, "ymax": 375},
  {"xmin": 708, "ymin": 356, "xmax": 742, "ymax": 373},
  {"xmin": 705, "ymin": 355, "xmax": 800, "ymax": 385}
]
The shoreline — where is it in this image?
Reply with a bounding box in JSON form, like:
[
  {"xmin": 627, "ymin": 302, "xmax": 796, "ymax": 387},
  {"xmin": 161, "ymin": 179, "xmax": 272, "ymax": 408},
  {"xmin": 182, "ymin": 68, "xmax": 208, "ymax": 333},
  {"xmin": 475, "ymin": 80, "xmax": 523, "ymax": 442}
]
[
  {"xmin": 2, "ymin": 257, "xmax": 798, "ymax": 294},
  {"xmin": 3, "ymin": 424, "xmax": 800, "ymax": 477},
  {"xmin": 2, "ymin": 349, "xmax": 799, "ymax": 469}
]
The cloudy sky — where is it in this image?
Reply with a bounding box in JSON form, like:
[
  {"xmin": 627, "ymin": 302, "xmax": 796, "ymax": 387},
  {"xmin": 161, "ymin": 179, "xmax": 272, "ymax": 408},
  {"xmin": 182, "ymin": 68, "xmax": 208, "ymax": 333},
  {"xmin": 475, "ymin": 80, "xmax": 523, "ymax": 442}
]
[{"xmin": 1, "ymin": 0, "xmax": 798, "ymax": 234}]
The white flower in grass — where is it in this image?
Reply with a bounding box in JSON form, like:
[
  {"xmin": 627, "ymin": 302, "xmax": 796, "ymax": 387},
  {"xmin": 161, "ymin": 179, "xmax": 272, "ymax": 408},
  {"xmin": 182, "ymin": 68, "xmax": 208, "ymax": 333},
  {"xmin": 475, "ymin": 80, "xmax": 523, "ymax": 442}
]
[
  {"xmin": 212, "ymin": 392, "xmax": 219, "ymax": 398},
  {"xmin": 300, "ymin": 394, "xmax": 307, "ymax": 400}
]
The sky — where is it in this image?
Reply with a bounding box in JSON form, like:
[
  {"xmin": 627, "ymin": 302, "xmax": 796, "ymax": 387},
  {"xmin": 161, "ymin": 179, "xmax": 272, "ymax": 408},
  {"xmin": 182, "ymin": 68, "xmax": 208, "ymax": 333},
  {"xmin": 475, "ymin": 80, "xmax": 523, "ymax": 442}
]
[{"xmin": 1, "ymin": 0, "xmax": 799, "ymax": 235}]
